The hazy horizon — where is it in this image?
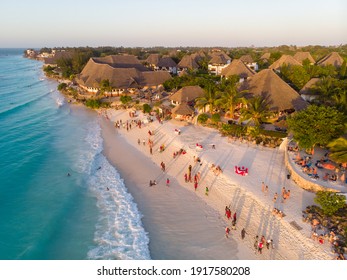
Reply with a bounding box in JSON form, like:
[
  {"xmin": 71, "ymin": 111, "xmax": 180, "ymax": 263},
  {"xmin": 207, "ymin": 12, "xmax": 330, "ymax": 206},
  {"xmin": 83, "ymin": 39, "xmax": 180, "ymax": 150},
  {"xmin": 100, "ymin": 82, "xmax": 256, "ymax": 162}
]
[{"xmin": 1, "ymin": 0, "xmax": 346, "ymax": 48}]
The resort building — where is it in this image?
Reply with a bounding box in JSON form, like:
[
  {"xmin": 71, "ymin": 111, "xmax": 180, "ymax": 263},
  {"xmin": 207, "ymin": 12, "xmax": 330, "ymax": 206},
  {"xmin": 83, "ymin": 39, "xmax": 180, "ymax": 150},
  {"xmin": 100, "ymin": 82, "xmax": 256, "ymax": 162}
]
[
  {"xmin": 169, "ymin": 85, "xmax": 205, "ymax": 106},
  {"xmin": 145, "ymin": 54, "xmax": 177, "ymax": 74},
  {"xmin": 293, "ymin": 52, "xmax": 316, "ymax": 64},
  {"xmin": 269, "ymin": 55, "xmax": 302, "ymax": 72},
  {"xmin": 207, "ymin": 51, "xmax": 231, "ymax": 75},
  {"xmin": 317, "ymin": 52, "xmax": 344, "ymax": 68},
  {"xmin": 220, "ymin": 59, "xmax": 255, "ymax": 82},
  {"xmin": 239, "ymin": 69, "xmax": 307, "ymax": 112},
  {"xmin": 75, "ymin": 55, "xmax": 171, "ymax": 95},
  {"xmin": 239, "ymin": 54, "xmax": 258, "ymax": 71},
  {"xmin": 177, "ymin": 55, "xmax": 200, "ymax": 74}
]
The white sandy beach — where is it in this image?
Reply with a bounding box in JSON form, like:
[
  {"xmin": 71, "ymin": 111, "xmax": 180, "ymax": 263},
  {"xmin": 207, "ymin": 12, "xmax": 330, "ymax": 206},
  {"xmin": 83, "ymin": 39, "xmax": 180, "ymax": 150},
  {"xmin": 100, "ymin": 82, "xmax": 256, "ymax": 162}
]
[{"xmin": 100, "ymin": 109, "xmax": 336, "ymax": 260}]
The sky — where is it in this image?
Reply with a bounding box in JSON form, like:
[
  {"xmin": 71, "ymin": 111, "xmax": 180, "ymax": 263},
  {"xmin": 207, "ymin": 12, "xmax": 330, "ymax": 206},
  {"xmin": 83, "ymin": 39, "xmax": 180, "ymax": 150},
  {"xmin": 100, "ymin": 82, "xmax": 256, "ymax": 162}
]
[{"xmin": 1, "ymin": 0, "xmax": 346, "ymax": 48}]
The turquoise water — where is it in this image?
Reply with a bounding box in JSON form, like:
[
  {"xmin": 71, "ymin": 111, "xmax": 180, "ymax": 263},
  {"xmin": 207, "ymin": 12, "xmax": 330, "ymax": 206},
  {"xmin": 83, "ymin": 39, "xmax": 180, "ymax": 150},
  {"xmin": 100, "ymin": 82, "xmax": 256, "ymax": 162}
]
[{"xmin": 0, "ymin": 49, "xmax": 149, "ymax": 260}]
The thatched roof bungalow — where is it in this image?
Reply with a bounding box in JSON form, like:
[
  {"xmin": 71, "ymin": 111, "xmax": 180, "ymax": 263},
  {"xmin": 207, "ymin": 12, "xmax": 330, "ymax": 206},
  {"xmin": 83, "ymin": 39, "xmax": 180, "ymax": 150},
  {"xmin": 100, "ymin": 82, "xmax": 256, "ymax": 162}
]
[
  {"xmin": 169, "ymin": 85, "xmax": 205, "ymax": 106},
  {"xmin": 76, "ymin": 56, "xmax": 171, "ymax": 95},
  {"xmin": 269, "ymin": 55, "xmax": 302, "ymax": 71},
  {"xmin": 177, "ymin": 55, "xmax": 200, "ymax": 72},
  {"xmin": 293, "ymin": 52, "xmax": 315, "ymax": 64},
  {"xmin": 240, "ymin": 69, "xmax": 307, "ymax": 112},
  {"xmin": 208, "ymin": 51, "xmax": 231, "ymax": 75},
  {"xmin": 317, "ymin": 52, "xmax": 344, "ymax": 68},
  {"xmin": 221, "ymin": 59, "xmax": 255, "ymax": 80}
]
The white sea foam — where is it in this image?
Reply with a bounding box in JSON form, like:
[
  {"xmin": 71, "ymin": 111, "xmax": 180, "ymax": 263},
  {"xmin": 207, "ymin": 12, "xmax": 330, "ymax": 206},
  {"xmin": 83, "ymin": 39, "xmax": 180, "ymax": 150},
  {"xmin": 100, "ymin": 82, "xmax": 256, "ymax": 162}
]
[{"xmin": 77, "ymin": 121, "xmax": 150, "ymax": 260}]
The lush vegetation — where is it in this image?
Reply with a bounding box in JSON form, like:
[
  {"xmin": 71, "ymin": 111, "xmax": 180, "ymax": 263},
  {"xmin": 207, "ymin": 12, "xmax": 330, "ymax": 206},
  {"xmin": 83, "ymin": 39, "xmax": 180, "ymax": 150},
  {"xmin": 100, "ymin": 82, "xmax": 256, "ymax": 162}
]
[
  {"xmin": 327, "ymin": 137, "xmax": 347, "ymax": 164},
  {"xmin": 143, "ymin": 103, "xmax": 151, "ymax": 113},
  {"xmin": 120, "ymin": 95, "xmax": 133, "ymax": 105},
  {"xmin": 314, "ymin": 191, "xmax": 346, "ymax": 216},
  {"xmin": 57, "ymin": 83, "xmax": 67, "ymax": 91},
  {"xmin": 85, "ymin": 99, "xmax": 102, "ymax": 109},
  {"xmin": 287, "ymin": 105, "xmax": 345, "ymax": 151}
]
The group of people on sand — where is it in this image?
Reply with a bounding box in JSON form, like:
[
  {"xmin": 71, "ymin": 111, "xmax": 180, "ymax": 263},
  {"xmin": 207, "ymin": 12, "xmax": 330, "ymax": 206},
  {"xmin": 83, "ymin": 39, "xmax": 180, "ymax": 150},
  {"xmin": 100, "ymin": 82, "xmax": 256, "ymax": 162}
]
[
  {"xmin": 261, "ymin": 182, "xmax": 290, "ymax": 204},
  {"xmin": 253, "ymin": 235, "xmax": 274, "ymax": 254},
  {"xmin": 225, "ymin": 207, "xmax": 237, "ymax": 238},
  {"xmin": 210, "ymin": 164, "xmax": 222, "ymax": 176}
]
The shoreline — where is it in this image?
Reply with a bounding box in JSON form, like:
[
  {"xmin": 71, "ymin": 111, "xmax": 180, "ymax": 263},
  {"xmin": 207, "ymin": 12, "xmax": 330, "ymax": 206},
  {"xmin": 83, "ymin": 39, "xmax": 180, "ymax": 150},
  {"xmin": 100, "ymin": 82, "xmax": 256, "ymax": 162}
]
[
  {"xmin": 99, "ymin": 115, "xmax": 255, "ymax": 259},
  {"xmin": 98, "ymin": 108, "xmax": 335, "ymax": 260}
]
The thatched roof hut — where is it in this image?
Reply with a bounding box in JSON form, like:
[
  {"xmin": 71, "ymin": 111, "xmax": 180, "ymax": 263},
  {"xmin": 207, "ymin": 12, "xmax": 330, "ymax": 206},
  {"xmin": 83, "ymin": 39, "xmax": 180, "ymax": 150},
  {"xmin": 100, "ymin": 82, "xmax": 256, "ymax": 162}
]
[
  {"xmin": 240, "ymin": 69, "xmax": 307, "ymax": 111},
  {"xmin": 177, "ymin": 55, "xmax": 199, "ymax": 69},
  {"xmin": 93, "ymin": 55, "xmax": 148, "ymax": 71},
  {"xmin": 146, "ymin": 54, "xmax": 161, "ymax": 66},
  {"xmin": 169, "ymin": 86, "xmax": 205, "ymax": 103},
  {"xmin": 269, "ymin": 55, "xmax": 302, "ymax": 70},
  {"xmin": 317, "ymin": 52, "xmax": 344, "ymax": 67},
  {"xmin": 171, "ymin": 102, "xmax": 195, "ymax": 116},
  {"xmin": 293, "ymin": 52, "xmax": 315, "ymax": 64},
  {"xmin": 260, "ymin": 53, "xmax": 271, "ymax": 61},
  {"xmin": 221, "ymin": 59, "xmax": 255, "ymax": 78},
  {"xmin": 209, "ymin": 53, "xmax": 229, "ymax": 65},
  {"xmin": 76, "ymin": 57, "xmax": 171, "ymax": 90},
  {"xmin": 299, "ymin": 78, "xmax": 320, "ymax": 95},
  {"xmin": 157, "ymin": 57, "xmax": 177, "ymax": 68},
  {"xmin": 239, "ymin": 54, "xmax": 254, "ymax": 64}
]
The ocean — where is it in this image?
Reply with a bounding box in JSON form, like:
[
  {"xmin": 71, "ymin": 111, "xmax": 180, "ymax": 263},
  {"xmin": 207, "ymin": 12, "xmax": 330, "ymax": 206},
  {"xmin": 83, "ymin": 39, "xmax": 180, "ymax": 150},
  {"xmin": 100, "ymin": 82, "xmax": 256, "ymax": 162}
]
[{"xmin": 0, "ymin": 49, "xmax": 150, "ymax": 260}]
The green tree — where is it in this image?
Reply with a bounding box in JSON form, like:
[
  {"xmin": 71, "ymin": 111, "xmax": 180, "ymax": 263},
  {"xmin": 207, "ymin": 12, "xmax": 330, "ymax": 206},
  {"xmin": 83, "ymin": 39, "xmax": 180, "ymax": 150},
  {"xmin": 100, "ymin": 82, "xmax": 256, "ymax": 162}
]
[
  {"xmin": 216, "ymin": 84, "xmax": 246, "ymax": 119},
  {"xmin": 280, "ymin": 65, "xmax": 310, "ymax": 91},
  {"xmin": 195, "ymin": 85, "xmax": 218, "ymax": 113},
  {"xmin": 197, "ymin": 113, "xmax": 209, "ymax": 124},
  {"xmin": 340, "ymin": 60, "xmax": 346, "ymax": 78},
  {"xmin": 57, "ymin": 83, "xmax": 67, "ymax": 91},
  {"xmin": 327, "ymin": 137, "xmax": 347, "ymax": 164},
  {"xmin": 240, "ymin": 95, "xmax": 271, "ymax": 129},
  {"xmin": 85, "ymin": 99, "xmax": 102, "ymax": 109},
  {"xmin": 314, "ymin": 191, "xmax": 346, "ymax": 216},
  {"xmin": 120, "ymin": 95, "xmax": 132, "ymax": 105},
  {"xmin": 143, "ymin": 103, "xmax": 152, "ymax": 113},
  {"xmin": 287, "ymin": 105, "xmax": 345, "ymax": 151},
  {"xmin": 211, "ymin": 113, "xmax": 221, "ymax": 123},
  {"xmin": 99, "ymin": 79, "xmax": 112, "ymax": 94}
]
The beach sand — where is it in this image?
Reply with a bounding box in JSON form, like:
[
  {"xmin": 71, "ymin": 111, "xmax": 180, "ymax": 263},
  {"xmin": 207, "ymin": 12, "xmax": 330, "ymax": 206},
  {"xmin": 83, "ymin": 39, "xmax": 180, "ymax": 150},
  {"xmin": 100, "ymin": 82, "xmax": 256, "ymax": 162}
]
[{"xmin": 99, "ymin": 109, "xmax": 335, "ymax": 260}]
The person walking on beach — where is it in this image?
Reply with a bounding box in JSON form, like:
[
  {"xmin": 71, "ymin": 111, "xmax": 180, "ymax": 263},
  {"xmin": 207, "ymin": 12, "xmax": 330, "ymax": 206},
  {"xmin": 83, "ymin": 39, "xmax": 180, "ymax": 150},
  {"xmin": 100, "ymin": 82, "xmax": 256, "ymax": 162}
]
[
  {"xmin": 150, "ymin": 146, "xmax": 153, "ymax": 155},
  {"xmin": 160, "ymin": 161, "xmax": 165, "ymax": 172},
  {"xmin": 188, "ymin": 165, "xmax": 192, "ymax": 182},
  {"xmin": 254, "ymin": 235, "xmax": 259, "ymax": 250},
  {"xmin": 265, "ymin": 185, "xmax": 268, "ymax": 196},
  {"xmin": 194, "ymin": 181, "xmax": 198, "ymax": 191},
  {"xmin": 184, "ymin": 173, "xmax": 188, "ymax": 183},
  {"xmin": 225, "ymin": 227, "xmax": 231, "ymax": 238},
  {"xmin": 233, "ymin": 212, "xmax": 237, "ymax": 224},
  {"xmin": 261, "ymin": 182, "xmax": 265, "ymax": 193},
  {"xmin": 273, "ymin": 192, "xmax": 278, "ymax": 202},
  {"xmin": 266, "ymin": 239, "xmax": 273, "ymax": 249},
  {"xmin": 241, "ymin": 228, "xmax": 246, "ymax": 240},
  {"xmin": 138, "ymin": 138, "xmax": 140, "ymax": 145},
  {"xmin": 166, "ymin": 178, "xmax": 170, "ymax": 187},
  {"xmin": 258, "ymin": 241, "xmax": 264, "ymax": 254},
  {"xmin": 205, "ymin": 186, "xmax": 209, "ymax": 196}
]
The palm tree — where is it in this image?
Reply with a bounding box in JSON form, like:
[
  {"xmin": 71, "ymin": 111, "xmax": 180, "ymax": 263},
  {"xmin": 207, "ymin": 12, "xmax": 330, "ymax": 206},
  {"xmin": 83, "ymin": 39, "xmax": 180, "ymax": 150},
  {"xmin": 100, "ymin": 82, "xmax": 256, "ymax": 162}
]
[
  {"xmin": 195, "ymin": 84, "xmax": 218, "ymax": 113},
  {"xmin": 331, "ymin": 89, "xmax": 347, "ymax": 115},
  {"xmin": 216, "ymin": 85, "xmax": 247, "ymax": 119},
  {"xmin": 327, "ymin": 137, "xmax": 347, "ymax": 164},
  {"xmin": 240, "ymin": 95, "xmax": 271, "ymax": 128}
]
